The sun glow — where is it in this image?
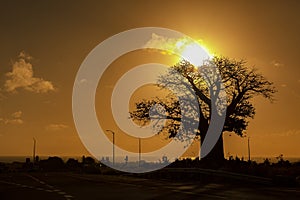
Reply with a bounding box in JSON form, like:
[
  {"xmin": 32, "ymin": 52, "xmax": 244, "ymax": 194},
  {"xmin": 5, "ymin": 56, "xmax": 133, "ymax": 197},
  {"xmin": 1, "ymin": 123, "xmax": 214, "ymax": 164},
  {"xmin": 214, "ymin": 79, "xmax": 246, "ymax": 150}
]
[
  {"xmin": 144, "ymin": 33, "xmax": 214, "ymax": 67},
  {"xmin": 175, "ymin": 39, "xmax": 213, "ymax": 67}
]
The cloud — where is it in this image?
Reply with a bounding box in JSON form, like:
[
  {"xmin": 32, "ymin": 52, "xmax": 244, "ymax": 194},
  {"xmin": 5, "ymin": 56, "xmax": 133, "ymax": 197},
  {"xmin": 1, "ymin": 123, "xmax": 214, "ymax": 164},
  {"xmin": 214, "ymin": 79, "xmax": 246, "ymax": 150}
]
[
  {"xmin": 4, "ymin": 51, "xmax": 55, "ymax": 93},
  {"xmin": 258, "ymin": 129, "xmax": 300, "ymax": 138},
  {"xmin": 19, "ymin": 51, "xmax": 33, "ymax": 60},
  {"xmin": 45, "ymin": 123, "xmax": 69, "ymax": 131},
  {"xmin": 271, "ymin": 60, "xmax": 284, "ymax": 68},
  {"xmin": 275, "ymin": 129, "xmax": 300, "ymax": 137},
  {"xmin": 11, "ymin": 111, "xmax": 22, "ymax": 118},
  {"xmin": 144, "ymin": 33, "xmax": 211, "ymax": 66},
  {"xmin": 4, "ymin": 118, "xmax": 24, "ymax": 125},
  {"xmin": 280, "ymin": 84, "xmax": 287, "ymax": 88},
  {"xmin": 0, "ymin": 111, "xmax": 24, "ymax": 125},
  {"xmin": 144, "ymin": 33, "xmax": 181, "ymax": 52}
]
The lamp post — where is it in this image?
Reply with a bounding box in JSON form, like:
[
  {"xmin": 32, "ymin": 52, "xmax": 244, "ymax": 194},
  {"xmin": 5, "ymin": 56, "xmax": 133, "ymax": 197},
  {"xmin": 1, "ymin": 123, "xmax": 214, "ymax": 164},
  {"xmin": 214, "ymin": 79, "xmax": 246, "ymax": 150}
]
[
  {"xmin": 106, "ymin": 130, "xmax": 115, "ymax": 166},
  {"xmin": 199, "ymin": 136, "xmax": 201, "ymax": 161},
  {"xmin": 138, "ymin": 138, "xmax": 141, "ymax": 167},
  {"xmin": 248, "ymin": 137, "xmax": 251, "ymax": 162},
  {"xmin": 33, "ymin": 138, "xmax": 36, "ymax": 164}
]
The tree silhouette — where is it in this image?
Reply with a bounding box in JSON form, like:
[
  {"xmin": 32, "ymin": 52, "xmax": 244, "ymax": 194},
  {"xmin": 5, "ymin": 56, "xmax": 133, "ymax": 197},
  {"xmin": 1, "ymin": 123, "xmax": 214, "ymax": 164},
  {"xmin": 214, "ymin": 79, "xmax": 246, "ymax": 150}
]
[{"xmin": 130, "ymin": 57, "xmax": 276, "ymax": 163}]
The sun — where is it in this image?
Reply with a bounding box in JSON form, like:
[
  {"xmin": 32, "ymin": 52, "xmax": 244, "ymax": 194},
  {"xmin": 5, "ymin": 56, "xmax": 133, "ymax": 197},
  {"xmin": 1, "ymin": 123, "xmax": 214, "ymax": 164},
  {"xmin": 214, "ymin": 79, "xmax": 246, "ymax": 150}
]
[
  {"xmin": 144, "ymin": 34, "xmax": 215, "ymax": 67},
  {"xmin": 175, "ymin": 39, "xmax": 213, "ymax": 67}
]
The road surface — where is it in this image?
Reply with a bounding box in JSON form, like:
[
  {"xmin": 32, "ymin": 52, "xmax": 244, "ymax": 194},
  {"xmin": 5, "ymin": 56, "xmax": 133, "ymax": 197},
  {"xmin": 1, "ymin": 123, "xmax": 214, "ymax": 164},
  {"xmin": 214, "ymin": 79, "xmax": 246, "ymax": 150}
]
[{"xmin": 0, "ymin": 172, "xmax": 299, "ymax": 199}]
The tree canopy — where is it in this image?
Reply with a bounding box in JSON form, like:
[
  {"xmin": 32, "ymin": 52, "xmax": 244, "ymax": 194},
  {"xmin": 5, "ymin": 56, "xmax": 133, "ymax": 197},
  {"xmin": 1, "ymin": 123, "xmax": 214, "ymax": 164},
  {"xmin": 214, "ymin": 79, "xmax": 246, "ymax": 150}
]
[{"xmin": 130, "ymin": 57, "xmax": 276, "ymax": 160}]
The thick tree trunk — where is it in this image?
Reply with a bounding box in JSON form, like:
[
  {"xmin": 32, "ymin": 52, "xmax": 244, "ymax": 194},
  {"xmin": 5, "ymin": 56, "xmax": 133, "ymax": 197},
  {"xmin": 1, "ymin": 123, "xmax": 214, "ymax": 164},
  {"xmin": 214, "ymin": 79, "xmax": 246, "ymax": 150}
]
[{"xmin": 200, "ymin": 132, "xmax": 225, "ymax": 166}]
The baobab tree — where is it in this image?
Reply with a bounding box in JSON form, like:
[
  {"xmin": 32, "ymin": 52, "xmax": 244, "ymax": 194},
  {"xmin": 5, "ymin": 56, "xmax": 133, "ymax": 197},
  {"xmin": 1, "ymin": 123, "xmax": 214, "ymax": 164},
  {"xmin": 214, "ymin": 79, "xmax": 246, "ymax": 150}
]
[{"xmin": 130, "ymin": 57, "xmax": 276, "ymax": 162}]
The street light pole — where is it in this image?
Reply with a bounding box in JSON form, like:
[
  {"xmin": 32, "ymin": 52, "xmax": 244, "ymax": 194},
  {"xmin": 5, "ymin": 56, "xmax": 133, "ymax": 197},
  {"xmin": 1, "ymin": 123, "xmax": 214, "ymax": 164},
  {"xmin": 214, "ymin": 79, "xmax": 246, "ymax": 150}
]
[
  {"xmin": 248, "ymin": 137, "xmax": 251, "ymax": 162},
  {"xmin": 199, "ymin": 136, "xmax": 201, "ymax": 161},
  {"xmin": 106, "ymin": 130, "xmax": 115, "ymax": 166},
  {"xmin": 138, "ymin": 138, "xmax": 141, "ymax": 167},
  {"xmin": 33, "ymin": 138, "xmax": 36, "ymax": 164}
]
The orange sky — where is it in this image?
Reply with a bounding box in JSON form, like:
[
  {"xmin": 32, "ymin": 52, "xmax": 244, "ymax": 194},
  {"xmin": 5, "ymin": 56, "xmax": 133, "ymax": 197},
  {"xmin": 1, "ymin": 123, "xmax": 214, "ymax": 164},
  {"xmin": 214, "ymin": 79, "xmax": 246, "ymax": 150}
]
[{"xmin": 0, "ymin": 0, "xmax": 299, "ymax": 159}]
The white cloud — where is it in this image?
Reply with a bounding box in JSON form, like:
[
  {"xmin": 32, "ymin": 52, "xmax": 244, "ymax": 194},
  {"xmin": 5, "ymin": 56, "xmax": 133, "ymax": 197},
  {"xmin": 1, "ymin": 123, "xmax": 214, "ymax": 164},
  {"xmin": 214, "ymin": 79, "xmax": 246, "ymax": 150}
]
[
  {"xmin": 4, "ymin": 118, "xmax": 24, "ymax": 125},
  {"xmin": 4, "ymin": 51, "xmax": 55, "ymax": 93},
  {"xmin": 19, "ymin": 51, "xmax": 32, "ymax": 60},
  {"xmin": 11, "ymin": 111, "xmax": 22, "ymax": 118},
  {"xmin": 0, "ymin": 111, "xmax": 24, "ymax": 125},
  {"xmin": 45, "ymin": 123, "xmax": 69, "ymax": 131},
  {"xmin": 144, "ymin": 33, "xmax": 180, "ymax": 52},
  {"xmin": 280, "ymin": 84, "xmax": 287, "ymax": 88},
  {"xmin": 271, "ymin": 60, "xmax": 284, "ymax": 68},
  {"xmin": 144, "ymin": 33, "xmax": 211, "ymax": 66},
  {"xmin": 275, "ymin": 129, "xmax": 300, "ymax": 137},
  {"xmin": 258, "ymin": 129, "xmax": 300, "ymax": 137}
]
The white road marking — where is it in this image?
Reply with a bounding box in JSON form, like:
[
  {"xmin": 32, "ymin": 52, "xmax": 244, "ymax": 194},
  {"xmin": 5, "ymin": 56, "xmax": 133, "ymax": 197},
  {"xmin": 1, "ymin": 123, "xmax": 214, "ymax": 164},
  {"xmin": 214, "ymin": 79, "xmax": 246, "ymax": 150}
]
[
  {"xmin": 1, "ymin": 175, "xmax": 75, "ymax": 199},
  {"xmin": 58, "ymin": 191, "xmax": 66, "ymax": 195}
]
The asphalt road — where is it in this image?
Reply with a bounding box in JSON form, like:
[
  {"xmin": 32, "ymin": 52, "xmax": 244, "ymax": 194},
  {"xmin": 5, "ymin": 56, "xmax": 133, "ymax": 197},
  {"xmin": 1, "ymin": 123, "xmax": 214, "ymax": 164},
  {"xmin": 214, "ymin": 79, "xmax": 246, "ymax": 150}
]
[{"xmin": 0, "ymin": 172, "xmax": 299, "ymax": 199}]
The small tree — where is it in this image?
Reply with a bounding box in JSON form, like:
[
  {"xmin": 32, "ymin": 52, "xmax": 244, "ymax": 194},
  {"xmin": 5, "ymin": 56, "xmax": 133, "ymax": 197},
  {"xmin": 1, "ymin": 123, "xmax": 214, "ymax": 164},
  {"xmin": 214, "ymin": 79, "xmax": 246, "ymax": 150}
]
[{"xmin": 130, "ymin": 57, "xmax": 276, "ymax": 163}]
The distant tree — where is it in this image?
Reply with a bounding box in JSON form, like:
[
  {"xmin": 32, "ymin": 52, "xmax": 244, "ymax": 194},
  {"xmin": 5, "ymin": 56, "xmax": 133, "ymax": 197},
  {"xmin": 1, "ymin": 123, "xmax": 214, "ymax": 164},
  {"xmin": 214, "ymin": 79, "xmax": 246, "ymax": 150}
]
[
  {"xmin": 263, "ymin": 158, "xmax": 271, "ymax": 166},
  {"xmin": 85, "ymin": 157, "xmax": 96, "ymax": 165},
  {"xmin": 66, "ymin": 158, "xmax": 80, "ymax": 170},
  {"xmin": 39, "ymin": 156, "xmax": 65, "ymax": 171},
  {"xmin": 130, "ymin": 57, "xmax": 276, "ymax": 163},
  {"xmin": 275, "ymin": 154, "xmax": 291, "ymax": 167}
]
